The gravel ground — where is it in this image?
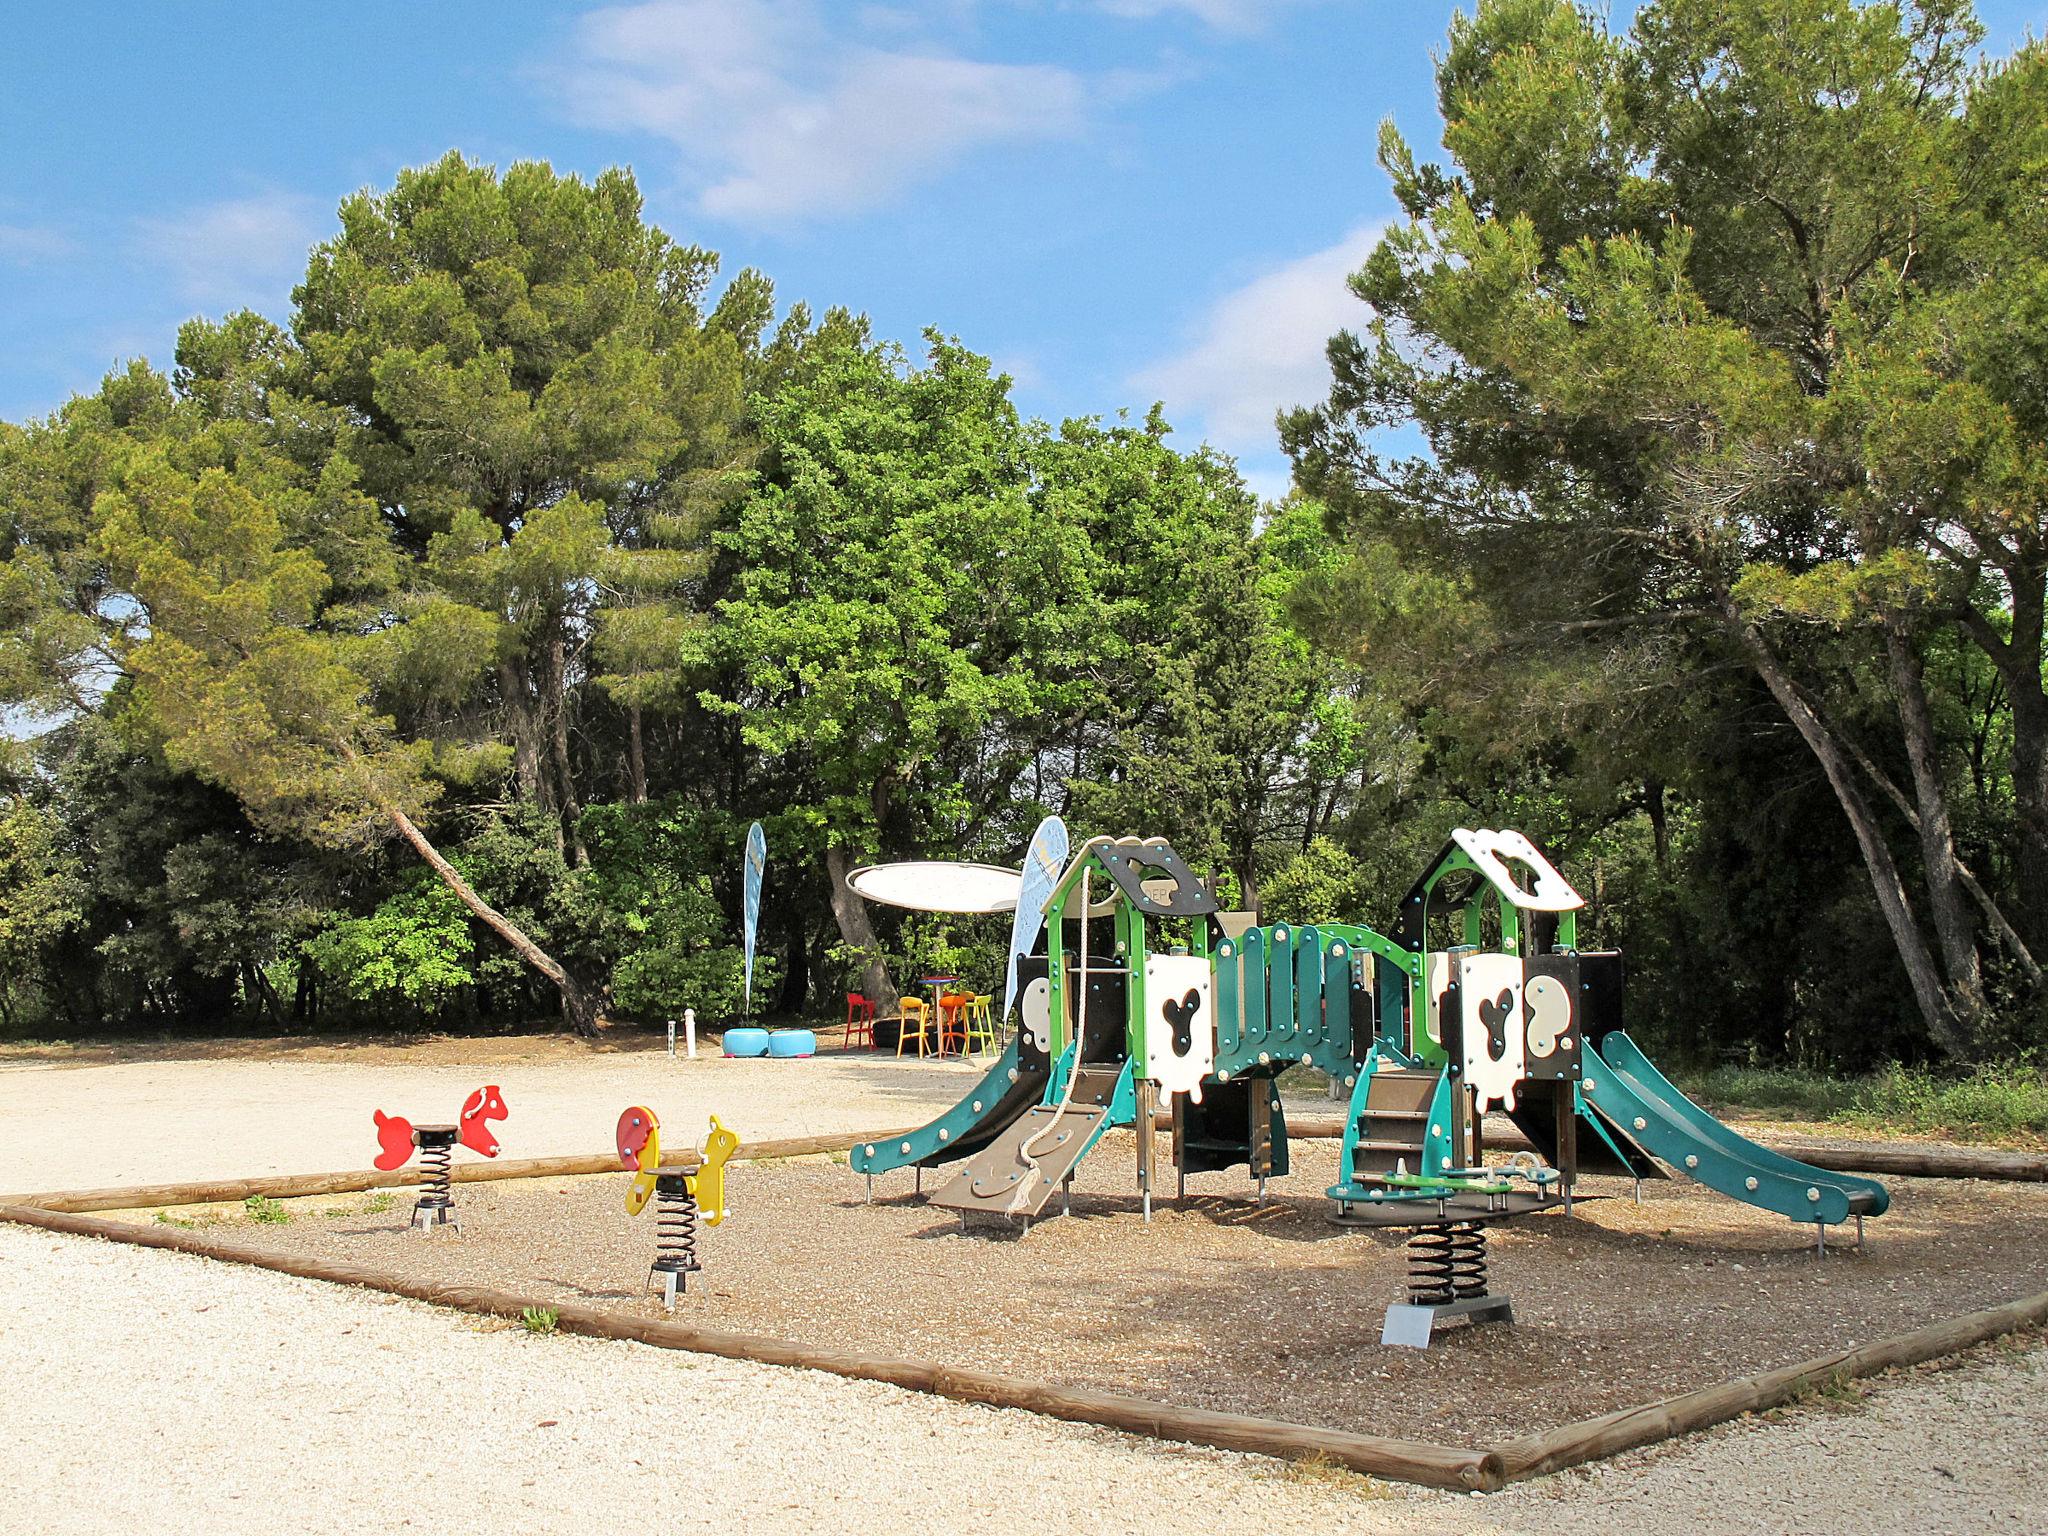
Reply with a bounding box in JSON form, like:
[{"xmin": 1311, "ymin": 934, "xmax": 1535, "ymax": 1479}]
[
  {"xmin": 3, "ymin": 1222, "xmax": 2045, "ymax": 1536},
  {"xmin": 0, "ymin": 1039, "xmax": 982, "ymax": 1193},
  {"xmin": 166, "ymin": 1134, "xmax": 2048, "ymax": 1443},
  {"xmin": 5, "ymin": 1041, "xmax": 2048, "ymax": 1532}
]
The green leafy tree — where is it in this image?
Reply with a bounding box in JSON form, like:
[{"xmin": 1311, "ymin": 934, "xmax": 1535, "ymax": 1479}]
[
  {"xmin": 307, "ymin": 882, "xmax": 476, "ymax": 1011},
  {"xmin": 288, "ymin": 153, "xmax": 766, "ymax": 853},
  {"xmin": 1286, "ymin": 0, "xmax": 2046, "ymax": 1057},
  {"xmin": 89, "ymin": 442, "xmax": 606, "ymax": 1031},
  {"xmin": 711, "ymin": 335, "xmax": 1092, "ymax": 1007},
  {"xmin": 0, "ymin": 796, "xmax": 83, "ymax": 1030}
]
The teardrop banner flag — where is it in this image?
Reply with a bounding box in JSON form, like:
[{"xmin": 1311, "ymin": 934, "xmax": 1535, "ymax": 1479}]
[
  {"xmin": 742, "ymin": 821, "xmax": 767, "ymax": 1012},
  {"xmin": 1003, "ymin": 815, "xmax": 1069, "ymax": 1022}
]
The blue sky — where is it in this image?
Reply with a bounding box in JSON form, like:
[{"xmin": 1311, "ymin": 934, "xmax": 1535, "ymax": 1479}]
[{"xmin": 4, "ymin": 1, "xmax": 2043, "ymax": 498}]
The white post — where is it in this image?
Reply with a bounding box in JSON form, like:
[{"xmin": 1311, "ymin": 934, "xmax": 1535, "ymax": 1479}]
[
  {"xmin": 667, "ymin": 1018, "xmax": 676, "ymax": 1057},
  {"xmin": 683, "ymin": 1007, "xmax": 698, "ymax": 1060}
]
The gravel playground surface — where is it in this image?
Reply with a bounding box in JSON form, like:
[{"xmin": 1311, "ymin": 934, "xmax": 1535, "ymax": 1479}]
[
  {"xmin": 4, "ymin": 1221, "xmax": 2046, "ymax": 1536},
  {"xmin": 5, "ymin": 1037, "xmax": 2048, "ymax": 1532},
  {"xmin": 136, "ymin": 1132, "xmax": 2048, "ymax": 1444}
]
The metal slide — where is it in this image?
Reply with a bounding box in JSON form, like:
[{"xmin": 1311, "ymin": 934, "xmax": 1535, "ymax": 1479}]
[
  {"xmin": 848, "ymin": 1036, "xmax": 1051, "ymax": 1177},
  {"xmin": 928, "ymin": 1059, "xmax": 1135, "ymax": 1221},
  {"xmin": 1583, "ymin": 1030, "xmax": 1889, "ymax": 1227}
]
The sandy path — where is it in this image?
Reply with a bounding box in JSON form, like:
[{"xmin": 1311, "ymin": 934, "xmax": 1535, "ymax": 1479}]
[{"xmin": 0, "ymin": 1045, "xmax": 980, "ymax": 1193}]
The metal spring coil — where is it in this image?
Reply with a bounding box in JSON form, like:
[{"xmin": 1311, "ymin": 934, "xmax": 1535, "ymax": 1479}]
[
  {"xmin": 1405, "ymin": 1221, "xmax": 1488, "ymax": 1306},
  {"xmin": 653, "ymin": 1185, "xmax": 701, "ymax": 1278},
  {"xmin": 416, "ymin": 1138, "xmax": 453, "ymax": 1208}
]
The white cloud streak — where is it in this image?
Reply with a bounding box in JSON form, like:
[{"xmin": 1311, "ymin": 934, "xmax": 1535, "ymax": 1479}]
[
  {"xmin": 1090, "ymin": 0, "xmax": 1306, "ymax": 33},
  {"xmin": 1132, "ymin": 222, "xmax": 1385, "ymax": 472},
  {"xmin": 133, "ymin": 193, "xmax": 326, "ymax": 310},
  {"xmin": 0, "ymin": 223, "xmax": 74, "ymax": 266},
  {"xmin": 552, "ymin": 0, "xmax": 1092, "ymax": 224}
]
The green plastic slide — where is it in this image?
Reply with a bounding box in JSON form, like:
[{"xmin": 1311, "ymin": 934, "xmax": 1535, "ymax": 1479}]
[
  {"xmin": 848, "ymin": 1037, "xmax": 1049, "ymax": 1176},
  {"xmin": 1584, "ymin": 1031, "xmax": 1889, "ymax": 1227}
]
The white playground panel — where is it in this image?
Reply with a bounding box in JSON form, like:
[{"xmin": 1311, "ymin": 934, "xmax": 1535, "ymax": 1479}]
[{"xmin": 1143, "ymin": 954, "xmax": 1214, "ymax": 1103}]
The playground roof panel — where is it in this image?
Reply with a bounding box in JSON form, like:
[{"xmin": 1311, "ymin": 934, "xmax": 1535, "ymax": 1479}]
[{"xmin": 1451, "ymin": 828, "xmax": 1585, "ymax": 913}]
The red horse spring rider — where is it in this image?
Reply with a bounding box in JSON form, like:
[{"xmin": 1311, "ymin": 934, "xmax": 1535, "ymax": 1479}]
[{"xmin": 372, "ymin": 1086, "xmax": 508, "ymax": 1232}]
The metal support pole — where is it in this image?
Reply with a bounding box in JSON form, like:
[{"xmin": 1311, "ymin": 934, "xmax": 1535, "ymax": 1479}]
[
  {"xmin": 865, "ymin": 1173, "xmax": 873, "ymax": 1205},
  {"xmin": 1856, "ymin": 1213, "xmax": 1865, "ymax": 1250}
]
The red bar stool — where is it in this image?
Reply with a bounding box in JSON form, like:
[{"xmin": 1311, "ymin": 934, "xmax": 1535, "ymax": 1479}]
[{"xmin": 843, "ymin": 992, "xmax": 877, "ymax": 1049}]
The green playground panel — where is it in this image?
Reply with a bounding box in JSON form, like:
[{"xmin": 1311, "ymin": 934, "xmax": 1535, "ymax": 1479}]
[
  {"xmin": 1212, "ymin": 923, "xmax": 1364, "ymax": 1082},
  {"xmin": 1585, "ymin": 1031, "xmax": 1889, "ymax": 1226},
  {"xmin": 1268, "ymin": 924, "xmax": 1296, "ymax": 1056}
]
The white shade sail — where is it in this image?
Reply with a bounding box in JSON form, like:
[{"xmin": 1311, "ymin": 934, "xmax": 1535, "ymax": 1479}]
[{"xmin": 846, "ymin": 861, "xmax": 1022, "ymax": 914}]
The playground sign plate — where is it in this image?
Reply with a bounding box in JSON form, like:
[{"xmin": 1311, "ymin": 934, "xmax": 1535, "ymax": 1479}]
[{"xmin": 847, "ymin": 860, "xmax": 1022, "ymax": 914}]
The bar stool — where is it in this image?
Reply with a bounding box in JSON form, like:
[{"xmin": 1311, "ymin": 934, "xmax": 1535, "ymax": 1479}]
[
  {"xmin": 895, "ymin": 996, "xmax": 932, "ymax": 1057},
  {"xmin": 957, "ymin": 994, "xmax": 997, "ymax": 1055},
  {"xmin": 843, "ymin": 992, "xmax": 877, "ymax": 1049},
  {"xmin": 937, "ymin": 991, "xmax": 975, "ymax": 1055}
]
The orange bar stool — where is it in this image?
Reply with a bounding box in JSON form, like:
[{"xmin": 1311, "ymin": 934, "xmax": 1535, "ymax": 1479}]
[{"xmin": 937, "ymin": 991, "xmax": 974, "ymax": 1055}]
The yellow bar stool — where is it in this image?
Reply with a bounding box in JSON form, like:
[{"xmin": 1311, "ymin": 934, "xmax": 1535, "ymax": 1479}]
[
  {"xmin": 894, "ymin": 996, "xmax": 932, "ymax": 1057},
  {"xmin": 960, "ymin": 994, "xmax": 997, "ymax": 1055}
]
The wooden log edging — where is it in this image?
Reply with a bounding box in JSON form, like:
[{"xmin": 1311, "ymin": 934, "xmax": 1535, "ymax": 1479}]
[
  {"xmin": 3, "ymin": 1128, "xmax": 916, "ymax": 1216},
  {"xmin": 1490, "ymin": 1287, "xmax": 2048, "ymax": 1484},
  {"xmin": 0, "ymin": 1200, "xmax": 1503, "ymax": 1493}
]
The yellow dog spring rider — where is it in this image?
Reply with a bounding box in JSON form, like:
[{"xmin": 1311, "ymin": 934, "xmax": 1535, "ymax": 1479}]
[{"xmin": 616, "ymin": 1107, "xmax": 739, "ymax": 1310}]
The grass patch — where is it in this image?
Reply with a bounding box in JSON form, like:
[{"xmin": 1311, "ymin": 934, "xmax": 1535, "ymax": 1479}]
[
  {"xmin": 1266, "ymin": 1452, "xmax": 1402, "ymax": 1498},
  {"xmin": 520, "ymin": 1305, "xmax": 558, "ymax": 1336},
  {"xmin": 1679, "ymin": 1061, "xmax": 2048, "ymax": 1146},
  {"xmin": 1766, "ymin": 1369, "xmax": 1867, "ymax": 1419},
  {"xmin": 242, "ymin": 1195, "xmax": 290, "ymax": 1225}
]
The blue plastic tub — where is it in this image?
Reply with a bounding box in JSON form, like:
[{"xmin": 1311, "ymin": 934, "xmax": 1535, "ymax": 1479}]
[
  {"xmin": 767, "ymin": 1028, "xmax": 816, "ymax": 1058},
  {"xmin": 723, "ymin": 1027, "xmax": 771, "ymax": 1058}
]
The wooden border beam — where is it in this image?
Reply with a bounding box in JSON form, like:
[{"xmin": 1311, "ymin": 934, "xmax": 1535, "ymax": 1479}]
[{"xmin": 3, "ymin": 1128, "xmax": 913, "ymax": 1215}]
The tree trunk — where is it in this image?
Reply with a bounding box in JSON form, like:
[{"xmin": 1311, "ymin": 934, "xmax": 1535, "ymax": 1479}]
[
  {"xmin": 1646, "ymin": 781, "xmax": 1670, "ymax": 872},
  {"xmin": 539, "ymin": 624, "xmax": 587, "ymax": 866},
  {"xmin": 1717, "ymin": 593, "xmax": 1971, "ymax": 1057},
  {"xmin": 823, "ymin": 842, "xmax": 898, "ymax": 1012},
  {"xmin": 1838, "ymin": 728, "xmax": 2043, "ymax": 985},
  {"xmin": 499, "ymin": 655, "xmax": 552, "ymax": 839},
  {"xmin": 627, "ymin": 704, "xmax": 648, "ymax": 804},
  {"xmin": 1964, "ymin": 564, "xmax": 2048, "ymax": 958},
  {"xmin": 384, "ymin": 803, "xmax": 603, "ymax": 1037},
  {"xmin": 1884, "ymin": 619, "xmax": 1986, "ymax": 1017}
]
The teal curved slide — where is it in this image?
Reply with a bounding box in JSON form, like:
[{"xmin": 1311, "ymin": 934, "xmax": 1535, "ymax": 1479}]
[
  {"xmin": 1583, "ymin": 1031, "xmax": 1889, "ymax": 1226},
  {"xmin": 849, "ymin": 1037, "xmax": 1049, "ymax": 1176}
]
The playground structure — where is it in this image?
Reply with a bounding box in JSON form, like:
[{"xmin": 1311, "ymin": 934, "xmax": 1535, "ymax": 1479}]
[
  {"xmin": 616, "ymin": 1106, "xmax": 739, "ymax": 1309},
  {"xmin": 370, "ymin": 1085, "xmax": 507, "ymax": 1232},
  {"xmin": 851, "ymin": 829, "xmax": 1892, "ymax": 1342}
]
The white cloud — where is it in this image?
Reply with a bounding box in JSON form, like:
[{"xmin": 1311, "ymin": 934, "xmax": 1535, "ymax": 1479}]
[
  {"xmin": 133, "ymin": 192, "xmax": 326, "ymax": 310},
  {"xmin": 1089, "ymin": 0, "xmax": 1312, "ymax": 34},
  {"xmin": 1132, "ymin": 222, "xmax": 1386, "ymax": 473},
  {"xmin": 551, "ymin": 0, "xmax": 1091, "ymax": 224},
  {"xmin": 0, "ymin": 223, "xmax": 73, "ymax": 266}
]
